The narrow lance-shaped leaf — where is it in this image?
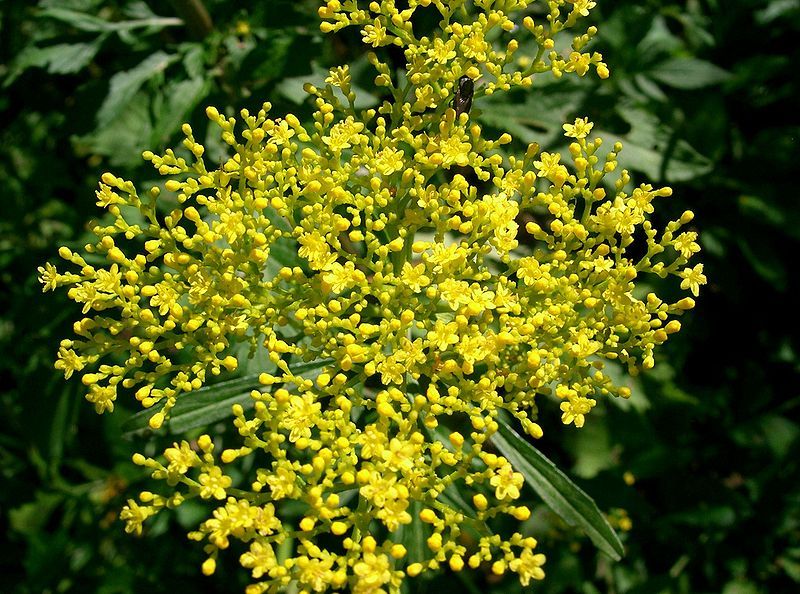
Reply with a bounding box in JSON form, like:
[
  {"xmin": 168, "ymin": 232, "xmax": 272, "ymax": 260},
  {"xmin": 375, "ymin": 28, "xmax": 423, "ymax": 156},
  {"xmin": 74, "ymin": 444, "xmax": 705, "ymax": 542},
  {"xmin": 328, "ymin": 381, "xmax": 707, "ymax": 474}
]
[
  {"xmin": 493, "ymin": 418, "xmax": 624, "ymax": 561},
  {"xmin": 395, "ymin": 501, "xmax": 428, "ymax": 564},
  {"xmin": 122, "ymin": 358, "xmax": 333, "ymax": 436}
]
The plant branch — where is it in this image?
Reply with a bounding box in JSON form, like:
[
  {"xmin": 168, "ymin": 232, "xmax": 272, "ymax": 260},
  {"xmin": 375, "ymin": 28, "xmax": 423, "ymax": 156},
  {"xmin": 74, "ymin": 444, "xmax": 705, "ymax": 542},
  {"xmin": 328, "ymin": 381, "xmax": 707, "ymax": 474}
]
[{"xmin": 170, "ymin": 0, "xmax": 213, "ymax": 39}]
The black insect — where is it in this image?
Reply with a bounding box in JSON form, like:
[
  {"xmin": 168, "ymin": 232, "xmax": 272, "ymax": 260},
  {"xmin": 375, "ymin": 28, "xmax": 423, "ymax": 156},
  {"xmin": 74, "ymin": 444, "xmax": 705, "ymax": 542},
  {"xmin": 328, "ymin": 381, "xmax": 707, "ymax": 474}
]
[{"xmin": 452, "ymin": 76, "xmax": 475, "ymax": 117}]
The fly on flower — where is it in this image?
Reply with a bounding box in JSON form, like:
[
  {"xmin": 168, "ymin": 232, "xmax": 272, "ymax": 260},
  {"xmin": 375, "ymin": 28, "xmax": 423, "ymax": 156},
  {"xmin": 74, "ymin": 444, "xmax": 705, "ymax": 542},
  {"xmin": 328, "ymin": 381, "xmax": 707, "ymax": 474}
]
[{"xmin": 453, "ymin": 76, "xmax": 474, "ymax": 117}]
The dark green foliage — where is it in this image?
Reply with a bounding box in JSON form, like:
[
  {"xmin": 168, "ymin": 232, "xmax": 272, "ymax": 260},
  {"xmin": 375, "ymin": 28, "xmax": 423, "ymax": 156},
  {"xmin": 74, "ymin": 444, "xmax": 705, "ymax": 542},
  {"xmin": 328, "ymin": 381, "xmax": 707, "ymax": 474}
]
[{"xmin": 1, "ymin": 1, "xmax": 798, "ymax": 592}]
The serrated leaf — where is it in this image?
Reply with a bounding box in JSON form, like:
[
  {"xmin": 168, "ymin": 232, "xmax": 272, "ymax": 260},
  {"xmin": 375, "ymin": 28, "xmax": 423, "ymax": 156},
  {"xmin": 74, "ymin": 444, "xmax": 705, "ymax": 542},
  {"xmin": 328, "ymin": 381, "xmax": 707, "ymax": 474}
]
[
  {"xmin": 39, "ymin": 6, "xmax": 182, "ymax": 34},
  {"xmin": 97, "ymin": 51, "xmax": 178, "ymax": 127},
  {"xmin": 597, "ymin": 105, "xmax": 712, "ymax": 183},
  {"xmin": 152, "ymin": 76, "xmax": 210, "ymax": 144},
  {"xmin": 635, "ymin": 17, "xmax": 683, "ymax": 62},
  {"xmin": 38, "ymin": 7, "xmax": 117, "ymax": 32},
  {"xmin": 493, "ymin": 419, "xmax": 624, "ymax": 561},
  {"xmin": 122, "ymin": 358, "xmax": 333, "ymax": 436},
  {"xmin": 239, "ymin": 31, "xmax": 294, "ymax": 82},
  {"xmin": 650, "ymin": 57, "xmax": 731, "ymax": 90},
  {"xmin": 75, "ymin": 92, "xmax": 153, "ymax": 167},
  {"xmin": 181, "ymin": 43, "xmax": 206, "ymax": 79},
  {"xmin": 4, "ymin": 40, "xmax": 103, "ymax": 86},
  {"xmin": 477, "ymin": 90, "xmax": 578, "ymax": 146}
]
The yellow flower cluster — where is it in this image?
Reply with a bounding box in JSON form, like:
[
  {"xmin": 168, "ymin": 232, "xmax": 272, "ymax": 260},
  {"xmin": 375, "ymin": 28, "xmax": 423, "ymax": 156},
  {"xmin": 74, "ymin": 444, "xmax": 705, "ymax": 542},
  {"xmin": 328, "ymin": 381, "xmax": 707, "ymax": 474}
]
[{"xmin": 40, "ymin": 1, "xmax": 704, "ymax": 592}]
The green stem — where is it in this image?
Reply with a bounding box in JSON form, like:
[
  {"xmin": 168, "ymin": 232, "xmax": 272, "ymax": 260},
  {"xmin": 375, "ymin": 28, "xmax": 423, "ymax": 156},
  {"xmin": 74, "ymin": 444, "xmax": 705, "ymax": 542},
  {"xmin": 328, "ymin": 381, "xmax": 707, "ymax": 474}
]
[{"xmin": 170, "ymin": 0, "xmax": 213, "ymax": 39}]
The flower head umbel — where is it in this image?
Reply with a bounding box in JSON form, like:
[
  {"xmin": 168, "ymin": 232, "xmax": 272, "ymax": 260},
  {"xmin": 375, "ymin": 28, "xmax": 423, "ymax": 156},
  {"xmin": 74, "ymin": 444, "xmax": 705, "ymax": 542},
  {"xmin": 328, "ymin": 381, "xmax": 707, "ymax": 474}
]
[{"xmin": 41, "ymin": 1, "xmax": 703, "ymax": 592}]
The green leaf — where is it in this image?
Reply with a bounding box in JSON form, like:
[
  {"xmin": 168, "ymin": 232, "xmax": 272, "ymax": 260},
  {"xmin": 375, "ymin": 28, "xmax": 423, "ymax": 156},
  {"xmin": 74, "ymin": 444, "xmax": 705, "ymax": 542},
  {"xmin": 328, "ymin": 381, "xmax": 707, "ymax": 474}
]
[
  {"xmin": 238, "ymin": 30, "xmax": 295, "ymax": 83},
  {"xmin": 395, "ymin": 501, "xmax": 428, "ymax": 564},
  {"xmin": 439, "ymin": 484, "xmax": 477, "ymax": 520},
  {"xmin": 4, "ymin": 40, "xmax": 104, "ymax": 86},
  {"xmin": 75, "ymin": 92, "xmax": 153, "ymax": 167},
  {"xmin": 493, "ymin": 419, "xmax": 624, "ymax": 561},
  {"xmin": 598, "ymin": 105, "xmax": 712, "ymax": 183},
  {"xmin": 566, "ymin": 420, "xmax": 613, "ymax": 480},
  {"xmin": 634, "ymin": 16, "xmax": 683, "ymax": 62},
  {"xmin": 263, "ymin": 236, "xmax": 302, "ymax": 281},
  {"xmin": 97, "ymin": 51, "xmax": 178, "ymax": 127},
  {"xmin": 38, "ymin": 6, "xmax": 182, "ymax": 34},
  {"xmin": 276, "ymin": 63, "xmax": 329, "ymax": 104},
  {"xmin": 152, "ymin": 76, "xmax": 210, "ymax": 144},
  {"xmin": 722, "ymin": 580, "xmax": 761, "ymax": 594},
  {"xmin": 122, "ymin": 373, "xmax": 260, "ymax": 436},
  {"xmin": 38, "ymin": 7, "xmax": 119, "ymax": 32},
  {"xmin": 477, "ymin": 90, "xmax": 578, "ymax": 146},
  {"xmin": 276, "ymin": 62, "xmax": 379, "ymax": 109},
  {"xmin": 738, "ymin": 194, "xmax": 800, "ymax": 240},
  {"xmin": 755, "ymin": 0, "xmax": 799, "ymax": 26},
  {"xmin": 782, "ymin": 556, "xmax": 800, "ymax": 583},
  {"xmin": 181, "ymin": 43, "xmax": 206, "ymax": 79},
  {"xmin": 47, "ymin": 388, "xmax": 76, "ymax": 469},
  {"xmin": 738, "ymin": 236, "xmax": 787, "ymax": 291},
  {"xmin": 650, "ymin": 57, "xmax": 731, "ymax": 90},
  {"xmin": 9, "ymin": 492, "xmax": 63, "ymax": 535},
  {"xmin": 759, "ymin": 415, "xmax": 800, "ymax": 458},
  {"xmin": 122, "ymin": 358, "xmax": 333, "ymax": 436}
]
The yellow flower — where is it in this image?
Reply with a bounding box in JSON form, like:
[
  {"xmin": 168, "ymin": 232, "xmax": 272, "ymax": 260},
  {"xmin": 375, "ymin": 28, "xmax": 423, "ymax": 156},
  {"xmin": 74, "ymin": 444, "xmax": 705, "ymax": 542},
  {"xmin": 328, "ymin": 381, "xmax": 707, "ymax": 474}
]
[
  {"xmin": 674, "ymin": 231, "xmax": 701, "ymax": 259},
  {"xmin": 400, "ymin": 262, "xmax": 430, "ymax": 292},
  {"xmin": 240, "ymin": 541, "xmax": 277, "ymax": 579},
  {"xmin": 37, "ymin": 262, "xmax": 60, "ymax": 292},
  {"xmin": 563, "ymin": 116, "xmax": 594, "ymax": 139},
  {"xmin": 490, "ymin": 464, "xmax": 524, "ymax": 501},
  {"xmin": 426, "ymin": 320, "xmax": 459, "ymax": 351},
  {"xmin": 533, "ymin": 151, "xmax": 563, "ymax": 178},
  {"xmin": 198, "ymin": 466, "xmax": 232, "ymax": 500},
  {"xmin": 427, "ymin": 37, "xmax": 457, "ymax": 64},
  {"xmin": 165, "ymin": 441, "xmax": 201, "ymax": 475},
  {"xmin": 264, "ymin": 465, "xmax": 297, "ymax": 500},
  {"xmin": 267, "ymin": 119, "xmax": 295, "ymax": 145},
  {"xmin": 299, "ymin": 231, "xmax": 337, "ymax": 271},
  {"xmin": 323, "ymin": 116, "xmax": 364, "ymax": 152},
  {"xmin": 571, "ymin": 0, "xmax": 597, "ymax": 18},
  {"xmin": 296, "ymin": 552, "xmax": 337, "ymax": 592},
  {"xmin": 55, "ymin": 345, "xmax": 84, "ymax": 379},
  {"xmin": 373, "ymin": 146, "xmax": 405, "ymax": 175},
  {"xmin": 283, "ymin": 393, "xmax": 321, "ymax": 442},
  {"xmin": 353, "ymin": 553, "xmax": 392, "ymax": 594},
  {"xmin": 325, "ymin": 65, "xmax": 351, "ymax": 89},
  {"xmin": 679, "ymin": 263, "xmax": 707, "ymax": 297},
  {"xmin": 322, "ymin": 261, "xmax": 367, "ymax": 294},
  {"xmin": 44, "ymin": 1, "xmax": 702, "ymax": 591},
  {"xmin": 120, "ymin": 499, "xmax": 155, "ymax": 535},
  {"xmin": 560, "ymin": 396, "xmax": 596, "ymax": 428},
  {"xmin": 509, "ymin": 547, "xmax": 547, "ymax": 585},
  {"xmin": 86, "ymin": 384, "xmax": 116, "ymax": 414}
]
